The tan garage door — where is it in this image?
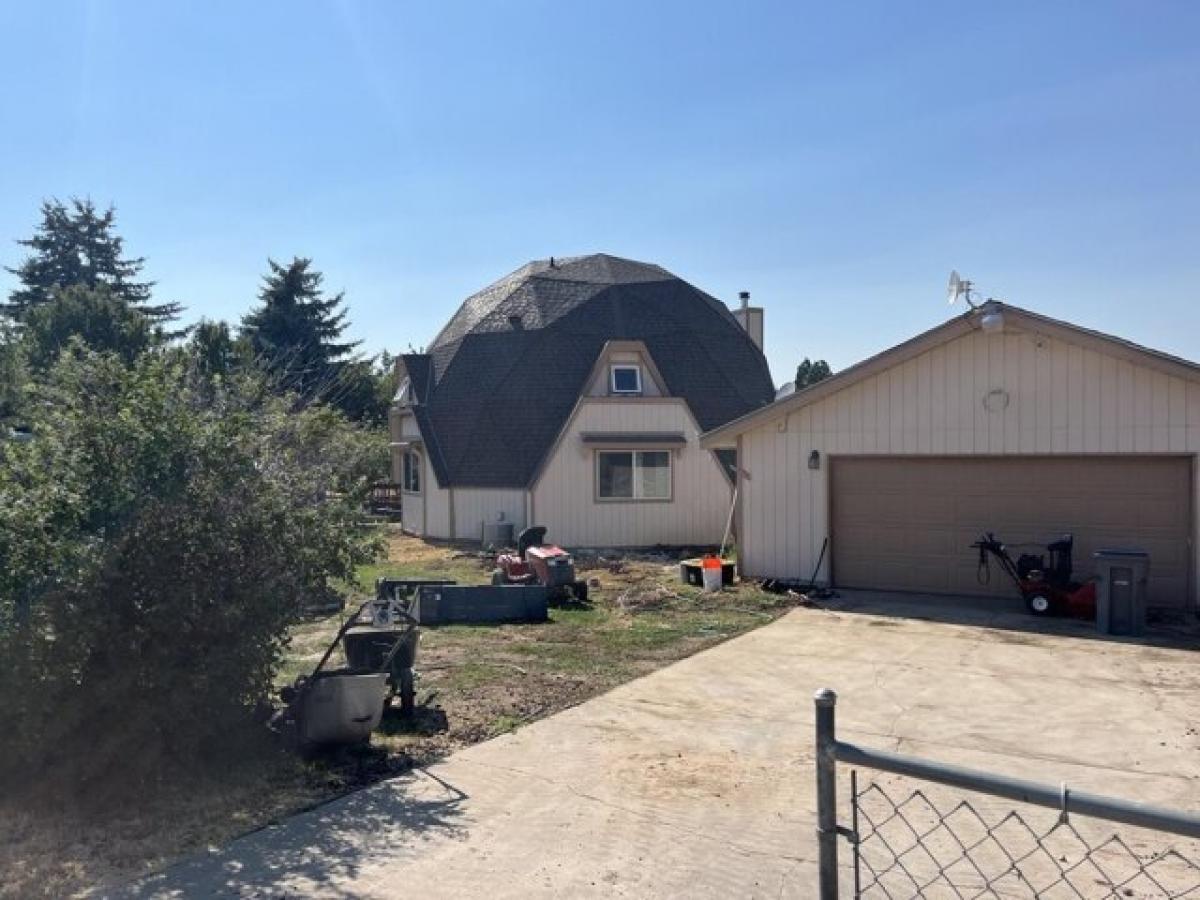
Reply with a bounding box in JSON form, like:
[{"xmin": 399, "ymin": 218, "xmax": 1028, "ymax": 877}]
[{"xmin": 831, "ymin": 456, "xmax": 1193, "ymax": 608}]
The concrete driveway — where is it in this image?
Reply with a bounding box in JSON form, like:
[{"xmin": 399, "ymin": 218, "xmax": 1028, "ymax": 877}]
[{"xmin": 119, "ymin": 596, "xmax": 1200, "ymax": 899}]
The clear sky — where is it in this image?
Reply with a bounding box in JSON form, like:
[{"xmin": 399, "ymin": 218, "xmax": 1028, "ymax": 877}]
[{"xmin": 1, "ymin": 1, "xmax": 1197, "ymax": 385}]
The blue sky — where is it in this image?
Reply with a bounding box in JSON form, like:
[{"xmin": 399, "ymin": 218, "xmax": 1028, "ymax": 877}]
[{"xmin": 1, "ymin": 1, "xmax": 1197, "ymax": 384}]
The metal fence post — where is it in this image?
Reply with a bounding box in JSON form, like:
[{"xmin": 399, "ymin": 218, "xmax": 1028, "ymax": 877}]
[{"xmin": 815, "ymin": 687, "xmax": 839, "ymax": 900}]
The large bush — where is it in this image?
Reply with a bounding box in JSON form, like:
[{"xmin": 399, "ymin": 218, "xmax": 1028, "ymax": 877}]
[{"xmin": 0, "ymin": 348, "xmax": 383, "ymax": 793}]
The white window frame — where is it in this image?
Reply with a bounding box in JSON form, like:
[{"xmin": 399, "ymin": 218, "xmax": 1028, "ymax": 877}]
[
  {"xmin": 401, "ymin": 448, "xmax": 422, "ymax": 494},
  {"xmin": 595, "ymin": 450, "xmax": 673, "ymax": 502},
  {"xmin": 609, "ymin": 364, "xmax": 642, "ymax": 395}
]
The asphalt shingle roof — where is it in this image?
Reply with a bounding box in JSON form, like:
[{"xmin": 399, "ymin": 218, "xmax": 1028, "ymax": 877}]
[{"xmin": 408, "ymin": 254, "xmax": 775, "ymax": 487}]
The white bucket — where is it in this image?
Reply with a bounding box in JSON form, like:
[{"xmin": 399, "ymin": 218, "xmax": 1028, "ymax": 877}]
[{"xmin": 702, "ymin": 564, "xmax": 723, "ymax": 593}]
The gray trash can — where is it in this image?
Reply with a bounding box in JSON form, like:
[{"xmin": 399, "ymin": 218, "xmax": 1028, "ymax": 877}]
[{"xmin": 1093, "ymin": 549, "xmax": 1150, "ymax": 636}]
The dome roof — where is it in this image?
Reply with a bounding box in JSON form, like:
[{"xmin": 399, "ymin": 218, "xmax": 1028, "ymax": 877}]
[{"xmin": 406, "ymin": 253, "xmax": 774, "ymax": 487}]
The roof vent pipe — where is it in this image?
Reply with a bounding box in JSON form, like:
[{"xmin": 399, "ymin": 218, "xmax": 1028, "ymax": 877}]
[{"xmin": 739, "ymin": 290, "xmax": 750, "ymax": 315}]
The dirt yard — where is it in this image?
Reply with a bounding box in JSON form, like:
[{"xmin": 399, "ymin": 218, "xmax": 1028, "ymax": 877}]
[{"xmin": 0, "ymin": 528, "xmax": 799, "ymax": 899}]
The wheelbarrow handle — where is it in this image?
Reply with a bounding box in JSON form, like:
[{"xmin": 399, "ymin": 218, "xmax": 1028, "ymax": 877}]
[{"xmin": 310, "ymin": 598, "xmax": 374, "ymax": 679}]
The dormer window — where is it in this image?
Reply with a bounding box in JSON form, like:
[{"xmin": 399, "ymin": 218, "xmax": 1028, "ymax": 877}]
[{"xmin": 610, "ymin": 365, "xmax": 642, "ymax": 395}]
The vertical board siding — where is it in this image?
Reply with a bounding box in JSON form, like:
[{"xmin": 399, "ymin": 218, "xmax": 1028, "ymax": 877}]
[
  {"xmin": 532, "ymin": 400, "xmax": 732, "ymax": 548},
  {"xmin": 422, "ymin": 454, "xmax": 451, "ymax": 538},
  {"xmin": 737, "ymin": 327, "xmax": 1199, "ymax": 610},
  {"xmin": 452, "ymin": 489, "xmax": 528, "ymax": 541}
]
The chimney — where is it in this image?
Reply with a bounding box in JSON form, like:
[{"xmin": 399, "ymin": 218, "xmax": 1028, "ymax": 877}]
[{"xmin": 732, "ymin": 290, "xmax": 764, "ymax": 352}]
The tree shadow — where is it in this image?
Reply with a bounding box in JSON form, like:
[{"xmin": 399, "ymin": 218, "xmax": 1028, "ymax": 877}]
[
  {"xmin": 114, "ymin": 767, "xmax": 469, "ymax": 899},
  {"xmin": 378, "ymin": 703, "xmax": 449, "ymax": 737}
]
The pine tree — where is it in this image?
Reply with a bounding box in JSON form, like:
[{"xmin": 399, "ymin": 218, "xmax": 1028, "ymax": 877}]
[
  {"xmin": 0, "ymin": 319, "xmax": 26, "ymax": 425},
  {"xmin": 795, "ymin": 357, "xmax": 833, "ymax": 389},
  {"xmin": 4, "ymin": 198, "xmax": 182, "ymax": 326},
  {"xmin": 21, "ymin": 284, "xmax": 161, "ymax": 372},
  {"xmin": 188, "ymin": 319, "xmax": 250, "ymax": 382},
  {"xmin": 241, "ymin": 257, "xmax": 361, "ymax": 408}
]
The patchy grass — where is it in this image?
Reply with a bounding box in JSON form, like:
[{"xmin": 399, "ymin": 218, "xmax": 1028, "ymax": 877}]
[{"xmin": 3, "ymin": 527, "xmax": 799, "ymax": 898}]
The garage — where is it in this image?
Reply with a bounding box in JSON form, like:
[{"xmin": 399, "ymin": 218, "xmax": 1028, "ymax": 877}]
[
  {"xmin": 831, "ymin": 455, "xmax": 1192, "ymax": 606},
  {"xmin": 701, "ymin": 301, "xmax": 1200, "ymax": 614}
]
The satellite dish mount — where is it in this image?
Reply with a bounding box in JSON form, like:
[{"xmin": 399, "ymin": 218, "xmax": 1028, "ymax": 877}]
[{"xmin": 947, "ymin": 270, "xmax": 981, "ymax": 310}]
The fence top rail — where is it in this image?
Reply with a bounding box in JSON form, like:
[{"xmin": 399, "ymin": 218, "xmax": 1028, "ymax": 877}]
[{"xmin": 833, "ymin": 739, "xmax": 1200, "ymax": 840}]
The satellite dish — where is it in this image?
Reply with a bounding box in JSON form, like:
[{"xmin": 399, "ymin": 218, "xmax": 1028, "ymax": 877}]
[
  {"xmin": 947, "ymin": 270, "xmax": 963, "ymax": 305},
  {"xmin": 946, "ymin": 270, "xmax": 977, "ymax": 309}
]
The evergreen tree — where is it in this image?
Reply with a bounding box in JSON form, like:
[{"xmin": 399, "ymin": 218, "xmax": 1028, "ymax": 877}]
[
  {"xmin": 241, "ymin": 257, "xmax": 360, "ymax": 408},
  {"xmin": 0, "ymin": 321, "xmax": 27, "ymax": 427},
  {"xmin": 21, "ymin": 285, "xmax": 161, "ymax": 372},
  {"xmin": 4, "ymin": 198, "xmax": 182, "ymax": 326},
  {"xmin": 795, "ymin": 357, "xmax": 833, "ymax": 390},
  {"xmin": 188, "ymin": 318, "xmax": 250, "ymax": 382},
  {"xmin": 331, "ymin": 354, "xmax": 396, "ymax": 425}
]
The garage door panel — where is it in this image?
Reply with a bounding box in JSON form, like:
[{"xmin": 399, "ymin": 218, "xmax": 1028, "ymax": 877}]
[
  {"xmin": 1138, "ymin": 496, "xmax": 1191, "ymax": 529},
  {"xmin": 1083, "ymin": 496, "xmax": 1137, "ymax": 528},
  {"xmin": 832, "ymin": 456, "xmax": 1192, "ymax": 609},
  {"xmin": 953, "ymin": 494, "xmax": 995, "ymax": 527},
  {"xmin": 907, "ymin": 526, "xmax": 959, "ymax": 556}
]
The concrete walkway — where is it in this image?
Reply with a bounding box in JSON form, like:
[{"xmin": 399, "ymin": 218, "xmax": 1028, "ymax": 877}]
[{"xmin": 119, "ymin": 598, "xmax": 1200, "ymax": 898}]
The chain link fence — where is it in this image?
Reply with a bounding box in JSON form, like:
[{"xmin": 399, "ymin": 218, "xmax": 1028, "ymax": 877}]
[
  {"xmin": 814, "ymin": 689, "xmax": 1200, "ymax": 899},
  {"xmin": 852, "ymin": 773, "xmax": 1200, "ymax": 898}
]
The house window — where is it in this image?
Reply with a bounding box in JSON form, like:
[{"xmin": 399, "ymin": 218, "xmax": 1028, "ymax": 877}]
[
  {"xmin": 402, "ymin": 449, "xmax": 421, "ymax": 494},
  {"xmin": 596, "ymin": 450, "xmax": 671, "ymax": 501},
  {"xmin": 610, "ymin": 365, "xmax": 642, "ymax": 395}
]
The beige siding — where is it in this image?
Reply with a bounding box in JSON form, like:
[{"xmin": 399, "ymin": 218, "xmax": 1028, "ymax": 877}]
[
  {"xmin": 584, "ymin": 349, "xmax": 666, "ymax": 397},
  {"xmin": 401, "ymin": 451, "xmax": 447, "ymax": 538},
  {"xmin": 738, "ymin": 326, "xmax": 1200, "ymax": 610},
  {"xmin": 532, "ymin": 399, "xmax": 732, "ymax": 547},
  {"xmin": 451, "ymin": 489, "xmax": 528, "ymax": 541},
  {"xmin": 423, "ymin": 460, "xmax": 451, "ymax": 538},
  {"xmin": 402, "ymin": 481, "xmax": 425, "ymax": 537},
  {"xmin": 399, "ymin": 415, "xmax": 421, "ymax": 439}
]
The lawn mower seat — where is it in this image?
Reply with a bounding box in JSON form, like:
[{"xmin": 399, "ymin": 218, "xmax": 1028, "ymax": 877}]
[{"xmin": 517, "ymin": 526, "xmax": 548, "ymax": 559}]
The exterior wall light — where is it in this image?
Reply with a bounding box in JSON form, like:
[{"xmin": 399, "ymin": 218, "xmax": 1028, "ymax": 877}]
[
  {"xmin": 980, "ymin": 309, "xmax": 1005, "ymax": 334},
  {"xmin": 808, "ymin": 450, "xmax": 821, "ymax": 470}
]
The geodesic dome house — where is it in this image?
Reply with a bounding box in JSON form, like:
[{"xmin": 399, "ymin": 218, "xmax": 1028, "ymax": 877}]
[{"xmin": 390, "ymin": 253, "xmax": 774, "ymax": 547}]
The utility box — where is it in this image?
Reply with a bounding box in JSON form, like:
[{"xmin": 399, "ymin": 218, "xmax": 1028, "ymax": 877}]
[
  {"xmin": 481, "ymin": 519, "xmax": 515, "ymax": 548},
  {"xmin": 1093, "ymin": 549, "xmax": 1150, "ymax": 636}
]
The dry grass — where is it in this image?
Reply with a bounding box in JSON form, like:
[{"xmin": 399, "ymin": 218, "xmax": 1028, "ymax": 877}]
[{"xmin": 0, "ymin": 527, "xmax": 798, "ymax": 898}]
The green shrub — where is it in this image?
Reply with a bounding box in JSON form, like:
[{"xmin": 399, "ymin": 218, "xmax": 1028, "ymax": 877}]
[{"xmin": 0, "ymin": 348, "xmax": 382, "ymax": 795}]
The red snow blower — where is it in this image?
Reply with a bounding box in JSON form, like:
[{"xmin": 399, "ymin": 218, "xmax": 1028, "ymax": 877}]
[{"xmin": 971, "ymin": 532, "xmax": 1096, "ymax": 618}]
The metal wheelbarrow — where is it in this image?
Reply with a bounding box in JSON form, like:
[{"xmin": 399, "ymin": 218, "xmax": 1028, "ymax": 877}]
[{"xmin": 273, "ymin": 598, "xmax": 419, "ymax": 751}]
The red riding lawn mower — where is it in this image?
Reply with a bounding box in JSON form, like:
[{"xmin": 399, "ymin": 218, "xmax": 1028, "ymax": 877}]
[
  {"xmin": 493, "ymin": 526, "xmax": 589, "ymax": 605},
  {"xmin": 972, "ymin": 532, "xmax": 1097, "ymax": 618}
]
